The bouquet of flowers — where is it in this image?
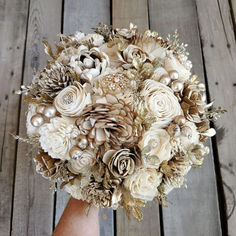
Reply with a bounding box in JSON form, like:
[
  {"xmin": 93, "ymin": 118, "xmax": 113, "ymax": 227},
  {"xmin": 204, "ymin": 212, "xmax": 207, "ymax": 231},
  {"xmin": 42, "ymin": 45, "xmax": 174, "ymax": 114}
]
[{"xmin": 16, "ymin": 23, "xmax": 225, "ymax": 220}]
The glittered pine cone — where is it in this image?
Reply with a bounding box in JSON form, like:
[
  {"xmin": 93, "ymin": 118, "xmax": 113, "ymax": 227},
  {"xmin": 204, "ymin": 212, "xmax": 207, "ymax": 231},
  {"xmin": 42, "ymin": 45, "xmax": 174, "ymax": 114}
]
[
  {"xmin": 34, "ymin": 152, "xmax": 62, "ymax": 179},
  {"xmin": 76, "ymin": 94, "xmax": 141, "ymax": 148},
  {"xmin": 37, "ymin": 62, "xmax": 76, "ymax": 98},
  {"xmin": 81, "ymin": 181, "xmax": 112, "ymax": 208}
]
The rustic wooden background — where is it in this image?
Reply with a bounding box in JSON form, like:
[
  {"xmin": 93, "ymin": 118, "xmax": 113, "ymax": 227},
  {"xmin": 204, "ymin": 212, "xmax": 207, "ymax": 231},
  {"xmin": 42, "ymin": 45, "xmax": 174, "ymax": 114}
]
[{"xmin": 0, "ymin": 0, "xmax": 235, "ymax": 235}]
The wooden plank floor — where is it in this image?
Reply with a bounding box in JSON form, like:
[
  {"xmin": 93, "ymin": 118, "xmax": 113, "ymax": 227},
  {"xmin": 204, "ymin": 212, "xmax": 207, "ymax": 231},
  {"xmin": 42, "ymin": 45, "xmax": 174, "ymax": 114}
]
[{"xmin": 0, "ymin": 0, "xmax": 235, "ymax": 235}]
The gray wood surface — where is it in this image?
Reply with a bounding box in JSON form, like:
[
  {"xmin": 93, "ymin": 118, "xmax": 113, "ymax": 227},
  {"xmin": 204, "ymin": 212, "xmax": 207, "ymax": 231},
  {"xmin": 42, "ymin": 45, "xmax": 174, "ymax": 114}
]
[
  {"xmin": 149, "ymin": 0, "xmax": 222, "ymax": 235},
  {"xmin": 0, "ymin": 0, "xmax": 29, "ymax": 235},
  {"xmin": 55, "ymin": 1, "xmax": 114, "ymax": 236},
  {"xmin": 1, "ymin": 0, "xmax": 235, "ymax": 235},
  {"xmin": 112, "ymin": 1, "xmax": 161, "ymax": 236},
  {"xmin": 11, "ymin": 1, "xmax": 62, "ymax": 235},
  {"xmin": 112, "ymin": 0, "xmax": 149, "ymax": 32},
  {"xmin": 196, "ymin": 0, "xmax": 236, "ymax": 235}
]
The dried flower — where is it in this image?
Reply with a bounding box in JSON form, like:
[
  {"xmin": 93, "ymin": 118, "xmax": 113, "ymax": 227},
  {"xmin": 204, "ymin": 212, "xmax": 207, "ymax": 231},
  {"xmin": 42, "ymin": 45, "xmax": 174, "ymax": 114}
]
[
  {"xmin": 54, "ymin": 82, "xmax": 91, "ymax": 117},
  {"xmin": 141, "ymin": 80, "xmax": 182, "ymax": 127},
  {"xmin": 124, "ymin": 168, "xmax": 163, "ymax": 201},
  {"xmin": 39, "ymin": 117, "xmax": 79, "ymax": 160},
  {"xmin": 102, "ymin": 148, "xmax": 141, "ymax": 178}
]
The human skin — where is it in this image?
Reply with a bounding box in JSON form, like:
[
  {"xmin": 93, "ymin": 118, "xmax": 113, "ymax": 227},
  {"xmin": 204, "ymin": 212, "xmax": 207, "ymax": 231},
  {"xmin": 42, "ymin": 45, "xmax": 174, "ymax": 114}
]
[{"xmin": 53, "ymin": 198, "xmax": 99, "ymax": 236}]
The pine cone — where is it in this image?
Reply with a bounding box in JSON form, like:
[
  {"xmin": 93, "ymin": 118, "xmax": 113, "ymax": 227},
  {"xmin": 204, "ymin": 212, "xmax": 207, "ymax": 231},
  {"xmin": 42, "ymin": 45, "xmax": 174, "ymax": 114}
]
[
  {"xmin": 37, "ymin": 62, "xmax": 76, "ymax": 98},
  {"xmin": 76, "ymin": 94, "xmax": 141, "ymax": 148},
  {"xmin": 34, "ymin": 152, "xmax": 62, "ymax": 179}
]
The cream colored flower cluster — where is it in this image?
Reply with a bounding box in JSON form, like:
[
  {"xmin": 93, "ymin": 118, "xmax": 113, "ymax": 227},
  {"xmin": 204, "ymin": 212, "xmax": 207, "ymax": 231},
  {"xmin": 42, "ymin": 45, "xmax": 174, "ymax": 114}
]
[{"xmin": 21, "ymin": 23, "xmax": 219, "ymax": 220}]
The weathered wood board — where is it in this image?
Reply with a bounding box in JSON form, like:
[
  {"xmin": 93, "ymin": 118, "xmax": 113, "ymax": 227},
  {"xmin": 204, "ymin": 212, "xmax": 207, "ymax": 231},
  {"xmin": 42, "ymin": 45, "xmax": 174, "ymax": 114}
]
[
  {"xmin": 196, "ymin": 0, "xmax": 236, "ymax": 235},
  {"xmin": 55, "ymin": 1, "xmax": 114, "ymax": 236},
  {"xmin": 112, "ymin": 1, "xmax": 161, "ymax": 235},
  {"xmin": 11, "ymin": 1, "xmax": 62, "ymax": 235},
  {"xmin": 0, "ymin": 0, "xmax": 29, "ymax": 235},
  {"xmin": 149, "ymin": 0, "xmax": 222, "ymax": 235}
]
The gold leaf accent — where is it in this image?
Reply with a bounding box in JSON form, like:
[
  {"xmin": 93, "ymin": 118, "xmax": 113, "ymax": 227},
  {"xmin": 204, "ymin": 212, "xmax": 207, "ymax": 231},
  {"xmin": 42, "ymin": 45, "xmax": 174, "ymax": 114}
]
[
  {"xmin": 132, "ymin": 206, "xmax": 143, "ymax": 221},
  {"xmin": 42, "ymin": 40, "xmax": 56, "ymax": 59}
]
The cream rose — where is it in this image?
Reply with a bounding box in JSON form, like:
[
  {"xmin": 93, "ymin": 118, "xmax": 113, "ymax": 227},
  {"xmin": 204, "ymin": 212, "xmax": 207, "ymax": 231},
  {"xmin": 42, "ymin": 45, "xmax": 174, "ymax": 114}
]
[
  {"xmin": 139, "ymin": 126, "xmax": 172, "ymax": 168},
  {"xmin": 67, "ymin": 149, "xmax": 96, "ymax": 174},
  {"xmin": 124, "ymin": 168, "xmax": 162, "ymax": 201},
  {"xmin": 141, "ymin": 80, "xmax": 182, "ymax": 127},
  {"xmin": 39, "ymin": 117, "xmax": 79, "ymax": 160},
  {"xmin": 164, "ymin": 54, "xmax": 191, "ymax": 81},
  {"xmin": 54, "ymin": 82, "xmax": 91, "ymax": 117}
]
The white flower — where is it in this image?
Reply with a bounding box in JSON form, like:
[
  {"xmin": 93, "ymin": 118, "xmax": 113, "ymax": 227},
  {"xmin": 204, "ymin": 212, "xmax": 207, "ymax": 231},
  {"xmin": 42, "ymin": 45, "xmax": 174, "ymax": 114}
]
[
  {"xmin": 179, "ymin": 121, "xmax": 199, "ymax": 149},
  {"xmin": 139, "ymin": 126, "xmax": 172, "ymax": 168},
  {"xmin": 124, "ymin": 168, "xmax": 162, "ymax": 201},
  {"xmin": 67, "ymin": 149, "xmax": 96, "ymax": 174},
  {"xmin": 26, "ymin": 104, "xmax": 39, "ymax": 137},
  {"xmin": 164, "ymin": 54, "xmax": 191, "ymax": 81},
  {"xmin": 136, "ymin": 34, "xmax": 167, "ymax": 61},
  {"xmin": 39, "ymin": 117, "xmax": 79, "ymax": 160},
  {"xmin": 64, "ymin": 178, "xmax": 83, "ymax": 200},
  {"xmin": 141, "ymin": 80, "xmax": 182, "ymax": 127},
  {"xmin": 54, "ymin": 82, "xmax": 91, "ymax": 117}
]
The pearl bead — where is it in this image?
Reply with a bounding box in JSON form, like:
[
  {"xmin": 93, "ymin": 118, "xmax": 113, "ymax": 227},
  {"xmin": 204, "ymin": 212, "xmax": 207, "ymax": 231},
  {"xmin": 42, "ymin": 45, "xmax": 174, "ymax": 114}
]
[
  {"xmin": 43, "ymin": 106, "xmax": 56, "ymax": 118},
  {"xmin": 174, "ymin": 115, "xmax": 186, "ymax": 126},
  {"xmin": 169, "ymin": 70, "xmax": 179, "ymax": 80},
  {"xmin": 69, "ymin": 146, "xmax": 82, "ymax": 160},
  {"xmin": 77, "ymin": 135, "xmax": 88, "ymax": 150},
  {"xmin": 83, "ymin": 58, "xmax": 94, "ymax": 68},
  {"xmin": 30, "ymin": 114, "xmax": 44, "ymax": 127},
  {"xmin": 171, "ymin": 80, "xmax": 184, "ymax": 92},
  {"xmin": 159, "ymin": 74, "xmax": 171, "ymax": 85},
  {"xmin": 36, "ymin": 104, "xmax": 46, "ymax": 114}
]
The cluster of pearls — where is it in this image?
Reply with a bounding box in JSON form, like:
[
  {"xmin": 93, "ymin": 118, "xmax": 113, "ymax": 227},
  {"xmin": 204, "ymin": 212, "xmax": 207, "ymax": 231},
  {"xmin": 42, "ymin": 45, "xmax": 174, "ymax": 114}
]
[
  {"xmin": 167, "ymin": 115, "xmax": 192, "ymax": 138},
  {"xmin": 69, "ymin": 135, "xmax": 88, "ymax": 160},
  {"xmin": 30, "ymin": 104, "xmax": 57, "ymax": 127},
  {"xmin": 159, "ymin": 70, "xmax": 184, "ymax": 93},
  {"xmin": 100, "ymin": 73, "xmax": 130, "ymax": 94}
]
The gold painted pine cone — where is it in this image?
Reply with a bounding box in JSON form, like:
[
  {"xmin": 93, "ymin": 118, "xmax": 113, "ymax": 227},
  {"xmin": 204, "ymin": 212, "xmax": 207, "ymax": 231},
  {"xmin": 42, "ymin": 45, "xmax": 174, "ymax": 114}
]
[
  {"xmin": 76, "ymin": 94, "xmax": 141, "ymax": 148},
  {"xmin": 37, "ymin": 62, "xmax": 76, "ymax": 98}
]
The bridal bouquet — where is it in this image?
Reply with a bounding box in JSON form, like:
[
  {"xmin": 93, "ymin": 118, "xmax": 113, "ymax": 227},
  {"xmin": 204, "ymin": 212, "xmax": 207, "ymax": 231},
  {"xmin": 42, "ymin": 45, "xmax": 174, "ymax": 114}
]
[{"xmin": 16, "ymin": 23, "xmax": 225, "ymax": 220}]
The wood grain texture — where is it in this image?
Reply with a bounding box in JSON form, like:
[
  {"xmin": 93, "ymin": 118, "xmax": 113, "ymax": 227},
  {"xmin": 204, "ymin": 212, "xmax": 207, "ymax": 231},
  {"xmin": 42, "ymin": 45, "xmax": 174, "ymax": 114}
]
[
  {"xmin": 112, "ymin": 1, "xmax": 161, "ymax": 235},
  {"xmin": 55, "ymin": 1, "xmax": 114, "ymax": 235},
  {"xmin": 112, "ymin": 0, "xmax": 149, "ymax": 31},
  {"xmin": 0, "ymin": 0, "xmax": 29, "ymax": 235},
  {"xmin": 230, "ymin": 0, "xmax": 236, "ymax": 25},
  {"xmin": 149, "ymin": 0, "xmax": 222, "ymax": 235},
  {"xmin": 11, "ymin": 1, "xmax": 62, "ymax": 235},
  {"xmin": 196, "ymin": 0, "xmax": 236, "ymax": 235}
]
